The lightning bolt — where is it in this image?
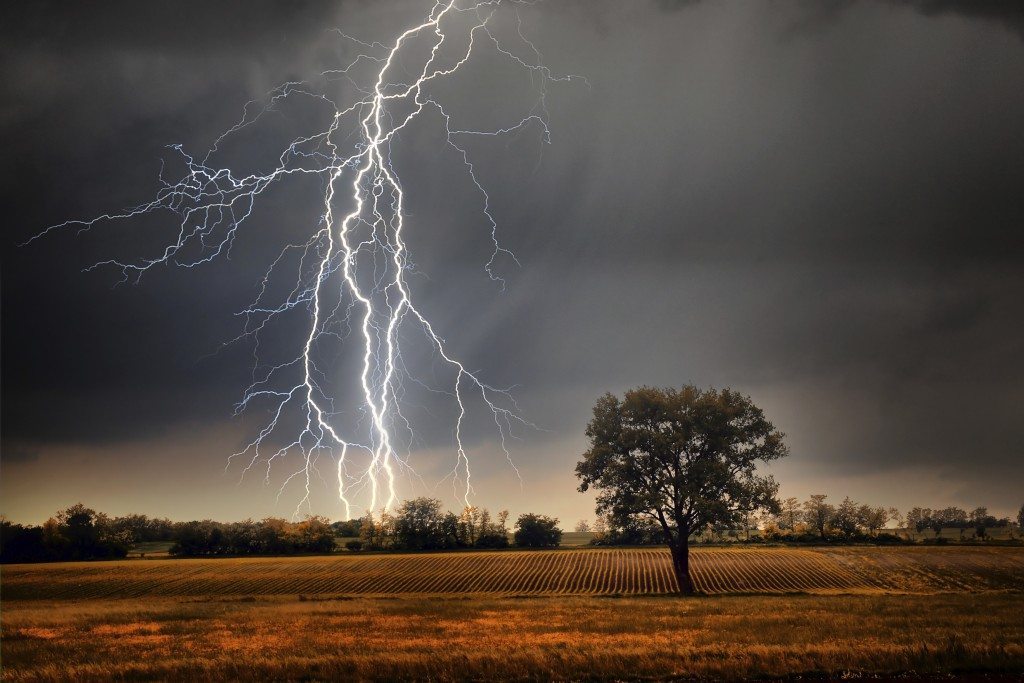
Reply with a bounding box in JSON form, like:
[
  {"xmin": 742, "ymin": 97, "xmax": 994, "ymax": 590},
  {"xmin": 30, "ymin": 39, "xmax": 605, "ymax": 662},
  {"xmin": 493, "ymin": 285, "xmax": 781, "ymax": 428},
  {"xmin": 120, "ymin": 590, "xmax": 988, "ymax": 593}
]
[{"xmin": 28, "ymin": 1, "xmax": 582, "ymax": 518}]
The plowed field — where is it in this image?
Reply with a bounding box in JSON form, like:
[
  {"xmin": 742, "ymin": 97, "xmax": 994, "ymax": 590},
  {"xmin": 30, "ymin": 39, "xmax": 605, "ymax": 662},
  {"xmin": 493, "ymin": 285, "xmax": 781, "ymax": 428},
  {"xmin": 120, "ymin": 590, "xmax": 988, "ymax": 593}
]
[{"xmin": 4, "ymin": 546, "xmax": 1022, "ymax": 600}]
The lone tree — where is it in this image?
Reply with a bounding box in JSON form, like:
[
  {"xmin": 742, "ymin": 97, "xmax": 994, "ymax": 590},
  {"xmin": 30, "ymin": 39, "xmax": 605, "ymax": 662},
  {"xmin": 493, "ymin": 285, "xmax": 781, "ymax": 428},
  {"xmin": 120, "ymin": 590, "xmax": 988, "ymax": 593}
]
[{"xmin": 576, "ymin": 386, "xmax": 787, "ymax": 593}]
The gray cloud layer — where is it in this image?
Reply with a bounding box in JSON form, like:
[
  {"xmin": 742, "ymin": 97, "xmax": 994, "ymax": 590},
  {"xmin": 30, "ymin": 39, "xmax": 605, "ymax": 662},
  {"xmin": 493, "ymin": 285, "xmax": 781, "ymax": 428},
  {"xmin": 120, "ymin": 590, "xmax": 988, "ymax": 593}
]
[{"xmin": 2, "ymin": 1, "xmax": 1022, "ymax": 520}]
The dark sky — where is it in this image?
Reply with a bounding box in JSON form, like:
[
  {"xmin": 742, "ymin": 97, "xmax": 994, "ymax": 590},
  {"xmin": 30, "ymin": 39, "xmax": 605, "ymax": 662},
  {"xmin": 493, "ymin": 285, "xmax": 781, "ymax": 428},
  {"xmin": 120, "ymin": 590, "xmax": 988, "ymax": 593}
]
[{"xmin": 2, "ymin": 0, "xmax": 1023, "ymax": 523}]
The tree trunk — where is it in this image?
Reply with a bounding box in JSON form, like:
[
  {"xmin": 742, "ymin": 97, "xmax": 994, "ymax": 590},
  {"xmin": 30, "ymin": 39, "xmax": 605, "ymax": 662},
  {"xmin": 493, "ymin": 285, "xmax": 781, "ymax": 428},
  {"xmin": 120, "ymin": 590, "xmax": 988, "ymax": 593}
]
[{"xmin": 669, "ymin": 539, "xmax": 694, "ymax": 594}]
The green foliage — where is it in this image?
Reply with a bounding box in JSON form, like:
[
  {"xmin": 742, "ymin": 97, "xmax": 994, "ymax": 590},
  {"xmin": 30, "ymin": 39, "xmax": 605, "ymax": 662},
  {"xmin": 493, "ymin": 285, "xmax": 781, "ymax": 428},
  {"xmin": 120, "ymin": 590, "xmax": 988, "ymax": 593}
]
[
  {"xmin": 358, "ymin": 501, "xmax": 510, "ymax": 551},
  {"xmin": 803, "ymin": 495, "xmax": 835, "ymax": 537},
  {"xmin": 513, "ymin": 513, "xmax": 562, "ymax": 548},
  {"xmin": 832, "ymin": 497, "xmax": 861, "ymax": 537},
  {"xmin": 475, "ymin": 529, "xmax": 510, "ymax": 548},
  {"xmin": 394, "ymin": 498, "xmax": 448, "ymax": 550},
  {"xmin": 590, "ymin": 514, "xmax": 662, "ymax": 546},
  {"xmin": 168, "ymin": 516, "xmax": 335, "ymax": 556},
  {"xmin": 1, "ymin": 504, "xmax": 131, "ymax": 562},
  {"xmin": 577, "ymin": 386, "xmax": 786, "ymax": 546},
  {"xmin": 331, "ymin": 519, "xmax": 363, "ymax": 537}
]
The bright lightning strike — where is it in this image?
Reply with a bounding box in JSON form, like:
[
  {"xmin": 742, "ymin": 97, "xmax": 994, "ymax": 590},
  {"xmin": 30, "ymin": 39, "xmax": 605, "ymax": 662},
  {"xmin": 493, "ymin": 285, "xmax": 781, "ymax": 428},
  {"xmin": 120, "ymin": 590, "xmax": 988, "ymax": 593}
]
[{"xmin": 28, "ymin": 1, "xmax": 582, "ymax": 519}]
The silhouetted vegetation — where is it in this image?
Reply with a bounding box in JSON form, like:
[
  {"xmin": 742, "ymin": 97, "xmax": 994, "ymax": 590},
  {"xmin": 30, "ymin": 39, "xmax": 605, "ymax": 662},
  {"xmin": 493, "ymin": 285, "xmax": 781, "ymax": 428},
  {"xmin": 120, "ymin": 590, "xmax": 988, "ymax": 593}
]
[
  {"xmin": 585, "ymin": 492, "xmax": 1020, "ymax": 547},
  {"xmin": 168, "ymin": 516, "xmax": 336, "ymax": 556},
  {"xmin": 3, "ymin": 492, "xmax": 1018, "ymax": 564},
  {"xmin": 0, "ymin": 504, "xmax": 132, "ymax": 563},
  {"xmin": 513, "ymin": 513, "xmax": 562, "ymax": 548},
  {"xmin": 577, "ymin": 385, "xmax": 788, "ymax": 593},
  {"xmin": 356, "ymin": 499, "xmax": 514, "ymax": 551},
  {"xmin": 330, "ymin": 518, "xmax": 363, "ymax": 537}
]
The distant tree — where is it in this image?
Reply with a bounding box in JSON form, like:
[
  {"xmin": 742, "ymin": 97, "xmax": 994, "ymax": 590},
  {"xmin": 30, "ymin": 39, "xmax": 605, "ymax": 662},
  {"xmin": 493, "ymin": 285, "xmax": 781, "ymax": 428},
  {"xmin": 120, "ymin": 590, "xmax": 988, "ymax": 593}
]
[
  {"xmin": 855, "ymin": 504, "xmax": 871, "ymax": 532},
  {"xmin": 760, "ymin": 516, "xmax": 782, "ymax": 541},
  {"xmin": 497, "ymin": 510, "xmax": 510, "ymax": 533},
  {"xmin": 926, "ymin": 510, "xmax": 944, "ymax": 538},
  {"xmin": 224, "ymin": 519, "xmax": 256, "ymax": 555},
  {"xmin": 440, "ymin": 512, "xmax": 461, "ymax": 548},
  {"xmin": 970, "ymin": 507, "xmax": 989, "ymax": 539},
  {"xmin": 108, "ymin": 513, "xmax": 173, "ymax": 544},
  {"xmin": 475, "ymin": 526, "xmax": 510, "ymax": 548},
  {"xmin": 803, "ymin": 495, "xmax": 835, "ymax": 538},
  {"xmin": 58, "ymin": 504, "xmax": 100, "ymax": 559},
  {"xmin": 599, "ymin": 514, "xmax": 662, "ymax": 545},
  {"xmin": 576, "ymin": 386, "xmax": 786, "ymax": 593},
  {"xmin": 887, "ymin": 507, "xmax": 903, "ymax": 532},
  {"xmin": 905, "ymin": 507, "xmax": 929, "ymax": 539},
  {"xmin": 293, "ymin": 515, "xmax": 336, "ymax": 553},
  {"xmin": 478, "ymin": 509, "xmax": 493, "ymax": 535},
  {"xmin": 331, "ymin": 519, "xmax": 363, "ymax": 538},
  {"xmin": 457, "ymin": 506, "xmax": 482, "ymax": 546},
  {"xmin": 832, "ymin": 497, "xmax": 861, "ymax": 537},
  {"xmin": 394, "ymin": 498, "xmax": 447, "ymax": 550},
  {"xmin": 969, "ymin": 506, "xmax": 988, "ymax": 524},
  {"xmin": 0, "ymin": 520, "xmax": 47, "ymax": 563},
  {"xmin": 52, "ymin": 504, "xmax": 131, "ymax": 559},
  {"xmin": 779, "ymin": 497, "xmax": 801, "ymax": 531},
  {"xmin": 939, "ymin": 507, "xmax": 968, "ymax": 539},
  {"xmin": 345, "ymin": 539, "xmax": 363, "ymax": 551},
  {"xmin": 109, "ymin": 514, "xmax": 148, "ymax": 544},
  {"xmin": 258, "ymin": 518, "xmax": 291, "ymax": 554},
  {"xmin": 358, "ymin": 511, "xmax": 394, "ymax": 550},
  {"xmin": 513, "ymin": 514, "xmax": 562, "ymax": 548},
  {"xmin": 574, "ymin": 520, "xmax": 591, "ymax": 533},
  {"xmin": 857, "ymin": 505, "xmax": 888, "ymax": 536},
  {"xmin": 474, "ymin": 508, "xmax": 510, "ymax": 548},
  {"xmin": 170, "ymin": 520, "xmax": 221, "ymax": 556}
]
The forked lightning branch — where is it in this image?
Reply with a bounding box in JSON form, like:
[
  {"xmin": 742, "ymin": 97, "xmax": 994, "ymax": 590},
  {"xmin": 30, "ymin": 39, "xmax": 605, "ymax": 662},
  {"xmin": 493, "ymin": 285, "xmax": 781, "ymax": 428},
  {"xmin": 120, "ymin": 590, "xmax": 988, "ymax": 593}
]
[{"xmin": 29, "ymin": 1, "xmax": 581, "ymax": 518}]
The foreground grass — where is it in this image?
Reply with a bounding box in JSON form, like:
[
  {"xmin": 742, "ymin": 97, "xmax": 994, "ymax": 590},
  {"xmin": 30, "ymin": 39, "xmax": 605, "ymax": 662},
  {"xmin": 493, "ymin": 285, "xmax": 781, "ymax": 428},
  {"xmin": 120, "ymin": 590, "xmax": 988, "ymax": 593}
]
[{"xmin": 3, "ymin": 593, "xmax": 1022, "ymax": 681}]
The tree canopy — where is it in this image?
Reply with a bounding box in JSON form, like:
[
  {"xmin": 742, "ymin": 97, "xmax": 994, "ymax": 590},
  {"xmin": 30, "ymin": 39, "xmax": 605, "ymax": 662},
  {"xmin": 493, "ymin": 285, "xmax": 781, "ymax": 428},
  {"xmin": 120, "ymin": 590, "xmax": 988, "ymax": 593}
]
[{"xmin": 576, "ymin": 385, "xmax": 787, "ymax": 592}]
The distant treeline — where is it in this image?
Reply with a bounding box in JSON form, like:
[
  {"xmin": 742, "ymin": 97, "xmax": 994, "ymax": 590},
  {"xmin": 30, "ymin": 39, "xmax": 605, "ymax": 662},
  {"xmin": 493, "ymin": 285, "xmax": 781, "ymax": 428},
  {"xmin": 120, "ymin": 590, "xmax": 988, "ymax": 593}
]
[
  {"xmin": 0, "ymin": 499, "xmax": 562, "ymax": 563},
  {"xmin": 343, "ymin": 498, "xmax": 559, "ymax": 552},
  {"xmin": 0, "ymin": 504, "xmax": 339, "ymax": 563},
  {"xmin": 587, "ymin": 496, "xmax": 1022, "ymax": 546},
  {"xmin": 4, "ymin": 495, "xmax": 1020, "ymax": 563}
]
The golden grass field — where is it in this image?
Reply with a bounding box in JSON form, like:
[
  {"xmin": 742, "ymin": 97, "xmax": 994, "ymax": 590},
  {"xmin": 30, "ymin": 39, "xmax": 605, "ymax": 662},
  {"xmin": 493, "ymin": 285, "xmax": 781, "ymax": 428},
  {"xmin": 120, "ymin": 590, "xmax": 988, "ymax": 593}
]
[{"xmin": 3, "ymin": 547, "xmax": 1024, "ymax": 681}]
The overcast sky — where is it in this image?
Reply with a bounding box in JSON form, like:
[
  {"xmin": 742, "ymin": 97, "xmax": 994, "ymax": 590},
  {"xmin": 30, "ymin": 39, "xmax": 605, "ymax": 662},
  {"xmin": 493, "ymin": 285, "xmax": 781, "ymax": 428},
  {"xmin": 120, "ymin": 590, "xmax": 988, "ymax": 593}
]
[{"xmin": 2, "ymin": 0, "xmax": 1023, "ymax": 524}]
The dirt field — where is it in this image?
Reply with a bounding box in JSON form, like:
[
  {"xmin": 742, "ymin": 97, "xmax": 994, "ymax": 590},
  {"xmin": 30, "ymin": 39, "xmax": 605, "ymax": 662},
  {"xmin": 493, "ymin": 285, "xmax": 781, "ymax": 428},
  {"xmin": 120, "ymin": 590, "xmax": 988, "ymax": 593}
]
[{"xmin": 4, "ymin": 546, "xmax": 1023, "ymax": 600}]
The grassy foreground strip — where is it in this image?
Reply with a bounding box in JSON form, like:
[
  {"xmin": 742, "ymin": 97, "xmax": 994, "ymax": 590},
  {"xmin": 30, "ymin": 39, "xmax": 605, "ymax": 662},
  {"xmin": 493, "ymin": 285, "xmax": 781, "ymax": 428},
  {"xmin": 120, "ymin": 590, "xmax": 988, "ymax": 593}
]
[{"xmin": 3, "ymin": 594, "xmax": 1022, "ymax": 681}]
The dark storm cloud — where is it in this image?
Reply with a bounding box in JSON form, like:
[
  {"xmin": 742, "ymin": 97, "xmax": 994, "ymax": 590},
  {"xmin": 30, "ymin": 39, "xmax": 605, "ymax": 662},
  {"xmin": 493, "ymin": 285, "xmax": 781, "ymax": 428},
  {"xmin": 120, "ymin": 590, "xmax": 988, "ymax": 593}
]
[
  {"xmin": 0, "ymin": 0, "xmax": 369, "ymax": 444},
  {"xmin": 907, "ymin": 0, "xmax": 1024, "ymax": 39},
  {"xmin": 2, "ymin": 1, "xmax": 340, "ymax": 51},
  {"xmin": 2, "ymin": 0, "xmax": 1023, "ymax": 519},
  {"xmin": 657, "ymin": 0, "xmax": 1024, "ymax": 41}
]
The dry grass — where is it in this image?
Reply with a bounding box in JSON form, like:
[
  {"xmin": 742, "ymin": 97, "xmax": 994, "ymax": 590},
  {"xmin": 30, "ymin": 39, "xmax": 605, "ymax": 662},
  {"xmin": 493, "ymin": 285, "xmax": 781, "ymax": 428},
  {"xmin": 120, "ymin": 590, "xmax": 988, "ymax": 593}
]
[
  {"xmin": 3, "ymin": 548, "xmax": 1022, "ymax": 680},
  {"xmin": 4, "ymin": 546, "xmax": 1023, "ymax": 600},
  {"xmin": 3, "ymin": 593, "xmax": 1023, "ymax": 681}
]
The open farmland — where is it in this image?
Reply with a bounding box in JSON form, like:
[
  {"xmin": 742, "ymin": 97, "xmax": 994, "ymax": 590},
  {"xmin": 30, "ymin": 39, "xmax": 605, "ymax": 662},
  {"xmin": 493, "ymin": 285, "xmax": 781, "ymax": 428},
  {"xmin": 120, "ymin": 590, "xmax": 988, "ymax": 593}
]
[
  {"xmin": 3, "ymin": 547, "xmax": 1023, "ymax": 681},
  {"xmin": 3, "ymin": 593, "xmax": 1023, "ymax": 681},
  {"xmin": 4, "ymin": 546, "xmax": 1022, "ymax": 601}
]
